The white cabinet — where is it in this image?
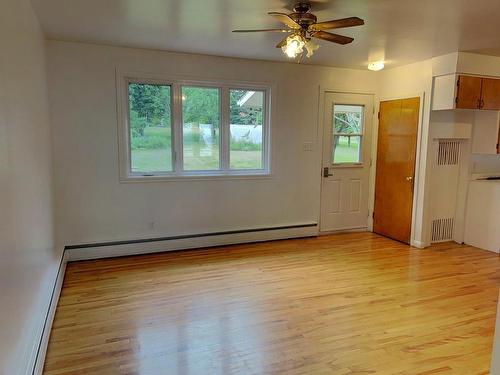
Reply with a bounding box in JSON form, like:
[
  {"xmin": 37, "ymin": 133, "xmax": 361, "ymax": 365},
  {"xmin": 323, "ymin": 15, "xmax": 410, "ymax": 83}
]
[
  {"xmin": 471, "ymin": 110, "xmax": 500, "ymax": 155},
  {"xmin": 432, "ymin": 74, "xmax": 458, "ymax": 111},
  {"xmin": 464, "ymin": 180, "xmax": 500, "ymax": 253}
]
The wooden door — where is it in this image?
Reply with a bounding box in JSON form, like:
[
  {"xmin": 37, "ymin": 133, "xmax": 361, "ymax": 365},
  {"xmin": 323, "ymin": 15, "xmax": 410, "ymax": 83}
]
[
  {"xmin": 456, "ymin": 75, "xmax": 481, "ymax": 109},
  {"xmin": 481, "ymin": 78, "xmax": 500, "ymax": 110},
  {"xmin": 374, "ymin": 98, "xmax": 420, "ymax": 244},
  {"xmin": 320, "ymin": 93, "xmax": 374, "ymax": 232}
]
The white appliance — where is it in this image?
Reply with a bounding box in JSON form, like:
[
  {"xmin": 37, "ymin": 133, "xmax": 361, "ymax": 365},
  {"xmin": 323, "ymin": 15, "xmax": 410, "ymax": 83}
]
[{"xmin": 464, "ymin": 179, "xmax": 500, "ymax": 253}]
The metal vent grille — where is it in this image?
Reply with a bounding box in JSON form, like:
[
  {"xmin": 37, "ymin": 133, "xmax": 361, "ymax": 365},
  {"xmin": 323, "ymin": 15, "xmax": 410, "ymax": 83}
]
[
  {"xmin": 437, "ymin": 140, "xmax": 460, "ymax": 165},
  {"xmin": 431, "ymin": 218, "xmax": 454, "ymax": 243}
]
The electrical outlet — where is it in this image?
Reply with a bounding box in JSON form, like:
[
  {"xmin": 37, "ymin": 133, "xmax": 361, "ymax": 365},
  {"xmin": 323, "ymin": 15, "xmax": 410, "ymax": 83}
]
[{"xmin": 302, "ymin": 142, "xmax": 313, "ymax": 151}]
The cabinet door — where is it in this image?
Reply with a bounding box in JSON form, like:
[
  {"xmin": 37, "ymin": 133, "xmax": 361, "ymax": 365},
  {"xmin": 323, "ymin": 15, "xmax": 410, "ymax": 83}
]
[
  {"xmin": 497, "ymin": 123, "xmax": 500, "ymax": 154},
  {"xmin": 481, "ymin": 78, "xmax": 500, "ymax": 110},
  {"xmin": 456, "ymin": 75, "xmax": 482, "ymax": 109}
]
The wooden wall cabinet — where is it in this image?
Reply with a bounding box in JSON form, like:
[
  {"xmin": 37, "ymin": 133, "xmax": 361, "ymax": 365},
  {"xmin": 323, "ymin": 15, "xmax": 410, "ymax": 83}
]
[
  {"xmin": 455, "ymin": 75, "xmax": 482, "ymax": 109},
  {"xmin": 482, "ymin": 78, "xmax": 500, "ymax": 110},
  {"xmin": 433, "ymin": 74, "xmax": 500, "ymax": 111},
  {"xmin": 456, "ymin": 75, "xmax": 500, "ymax": 110},
  {"xmin": 433, "ymin": 74, "xmax": 500, "ymax": 155}
]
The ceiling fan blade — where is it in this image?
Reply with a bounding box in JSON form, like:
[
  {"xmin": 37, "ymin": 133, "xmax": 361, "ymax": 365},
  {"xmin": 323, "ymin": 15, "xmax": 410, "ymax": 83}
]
[
  {"xmin": 276, "ymin": 35, "xmax": 289, "ymax": 48},
  {"xmin": 313, "ymin": 31, "xmax": 354, "ymax": 45},
  {"xmin": 233, "ymin": 28, "xmax": 291, "ymax": 33},
  {"xmin": 309, "ymin": 17, "xmax": 364, "ymax": 31},
  {"xmin": 268, "ymin": 12, "xmax": 301, "ymax": 29}
]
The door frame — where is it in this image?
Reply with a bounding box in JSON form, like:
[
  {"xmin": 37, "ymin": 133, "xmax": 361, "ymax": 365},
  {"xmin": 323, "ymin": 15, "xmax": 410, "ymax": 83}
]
[
  {"xmin": 317, "ymin": 87, "xmax": 427, "ymax": 246},
  {"xmin": 317, "ymin": 87, "xmax": 376, "ymax": 234},
  {"xmin": 368, "ymin": 92, "xmax": 426, "ymax": 247}
]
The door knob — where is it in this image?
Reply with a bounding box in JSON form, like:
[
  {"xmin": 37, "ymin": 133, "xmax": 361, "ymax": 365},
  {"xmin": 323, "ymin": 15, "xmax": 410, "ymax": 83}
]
[
  {"xmin": 406, "ymin": 176, "xmax": 413, "ymax": 182},
  {"xmin": 323, "ymin": 167, "xmax": 333, "ymax": 177}
]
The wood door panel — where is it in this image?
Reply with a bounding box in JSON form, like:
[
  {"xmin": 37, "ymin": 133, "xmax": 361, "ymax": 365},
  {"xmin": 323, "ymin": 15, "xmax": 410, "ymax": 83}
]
[
  {"xmin": 481, "ymin": 78, "xmax": 500, "ymax": 110},
  {"xmin": 456, "ymin": 75, "xmax": 481, "ymax": 109},
  {"xmin": 374, "ymin": 98, "xmax": 420, "ymax": 244}
]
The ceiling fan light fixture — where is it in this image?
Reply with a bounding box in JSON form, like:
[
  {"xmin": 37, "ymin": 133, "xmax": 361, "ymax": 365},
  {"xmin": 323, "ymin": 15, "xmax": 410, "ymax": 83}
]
[
  {"xmin": 304, "ymin": 39, "xmax": 319, "ymax": 58},
  {"xmin": 233, "ymin": 3, "xmax": 365, "ymax": 62},
  {"xmin": 368, "ymin": 61, "xmax": 385, "ymax": 71},
  {"xmin": 282, "ymin": 34, "xmax": 306, "ymax": 58}
]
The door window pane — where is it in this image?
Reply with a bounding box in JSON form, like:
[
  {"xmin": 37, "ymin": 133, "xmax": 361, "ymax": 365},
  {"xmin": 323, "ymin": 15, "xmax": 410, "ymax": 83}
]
[
  {"xmin": 333, "ymin": 135, "xmax": 362, "ymax": 163},
  {"xmin": 229, "ymin": 89, "xmax": 264, "ymax": 169},
  {"xmin": 332, "ymin": 104, "xmax": 363, "ymax": 164},
  {"xmin": 182, "ymin": 86, "xmax": 220, "ymax": 170},
  {"xmin": 129, "ymin": 83, "xmax": 172, "ymax": 173}
]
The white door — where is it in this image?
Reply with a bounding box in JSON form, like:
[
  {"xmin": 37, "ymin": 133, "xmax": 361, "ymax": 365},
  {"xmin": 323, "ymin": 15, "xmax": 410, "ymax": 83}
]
[{"xmin": 320, "ymin": 92, "xmax": 374, "ymax": 232}]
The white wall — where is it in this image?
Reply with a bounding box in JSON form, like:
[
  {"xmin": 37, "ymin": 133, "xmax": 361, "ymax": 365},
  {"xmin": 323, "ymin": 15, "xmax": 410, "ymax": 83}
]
[
  {"xmin": 47, "ymin": 41, "xmax": 378, "ymax": 247},
  {"xmin": 0, "ymin": 0, "xmax": 60, "ymax": 373}
]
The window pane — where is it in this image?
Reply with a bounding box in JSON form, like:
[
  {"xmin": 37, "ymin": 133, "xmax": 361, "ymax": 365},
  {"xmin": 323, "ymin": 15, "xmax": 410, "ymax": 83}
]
[
  {"xmin": 332, "ymin": 104, "xmax": 363, "ymax": 164},
  {"xmin": 333, "ymin": 135, "xmax": 362, "ymax": 163},
  {"xmin": 129, "ymin": 83, "xmax": 172, "ymax": 173},
  {"xmin": 182, "ymin": 87, "xmax": 220, "ymax": 170},
  {"xmin": 229, "ymin": 89, "xmax": 264, "ymax": 169},
  {"xmin": 333, "ymin": 104, "xmax": 363, "ymax": 134}
]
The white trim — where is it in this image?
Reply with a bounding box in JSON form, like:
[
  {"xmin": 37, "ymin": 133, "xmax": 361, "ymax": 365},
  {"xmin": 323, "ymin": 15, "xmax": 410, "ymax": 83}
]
[
  {"xmin": 368, "ymin": 92, "xmax": 426, "ymax": 246},
  {"xmin": 66, "ymin": 225, "xmax": 318, "ymax": 261},
  {"xmin": 220, "ymin": 87, "xmax": 230, "ymax": 170},
  {"xmin": 172, "ymin": 82, "xmax": 183, "ymax": 173},
  {"xmin": 411, "ymin": 239, "xmax": 426, "ymax": 249},
  {"xmin": 319, "ymin": 227, "xmax": 368, "ymax": 235},
  {"xmin": 115, "ymin": 68, "xmax": 274, "ymax": 182},
  {"xmin": 32, "ymin": 249, "xmax": 68, "ymax": 375},
  {"xmin": 491, "ymin": 293, "xmax": 500, "ymax": 374}
]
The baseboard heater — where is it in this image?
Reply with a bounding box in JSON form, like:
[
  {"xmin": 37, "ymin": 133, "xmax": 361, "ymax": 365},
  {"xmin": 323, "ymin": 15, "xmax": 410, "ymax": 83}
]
[{"xmin": 65, "ymin": 223, "xmax": 318, "ymax": 261}]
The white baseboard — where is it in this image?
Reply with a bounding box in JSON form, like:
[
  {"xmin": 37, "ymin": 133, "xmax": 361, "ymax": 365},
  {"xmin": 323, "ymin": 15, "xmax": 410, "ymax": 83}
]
[
  {"xmin": 319, "ymin": 227, "xmax": 368, "ymax": 235},
  {"xmin": 67, "ymin": 224, "xmax": 318, "ymax": 261},
  {"xmin": 32, "ymin": 225, "xmax": 317, "ymax": 371},
  {"xmin": 32, "ymin": 251, "xmax": 68, "ymax": 375},
  {"xmin": 411, "ymin": 239, "xmax": 427, "ymax": 248}
]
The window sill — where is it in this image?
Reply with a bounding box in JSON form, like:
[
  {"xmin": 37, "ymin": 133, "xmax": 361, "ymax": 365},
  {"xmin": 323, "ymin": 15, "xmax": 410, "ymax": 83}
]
[
  {"xmin": 331, "ymin": 163, "xmax": 364, "ymax": 169},
  {"xmin": 120, "ymin": 171, "xmax": 273, "ymax": 183}
]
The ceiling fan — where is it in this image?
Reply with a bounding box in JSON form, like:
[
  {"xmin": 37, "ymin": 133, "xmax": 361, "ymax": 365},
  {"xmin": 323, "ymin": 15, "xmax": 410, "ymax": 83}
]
[{"xmin": 233, "ymin": 2, "xmax": 364, "ymax": 60}]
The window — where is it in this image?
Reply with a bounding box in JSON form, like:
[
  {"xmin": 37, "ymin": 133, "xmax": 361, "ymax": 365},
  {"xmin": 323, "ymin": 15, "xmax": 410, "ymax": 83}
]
[
  {"xmin": 128, "ymin": 83, "xmax": 173, "ymax": 173},
  {"xmin": 332, "ymin": 104, "xmax": 364, "ymax": 164},
  {"xmin": 182, "ymin": 86, "xmax": 220, "ymax": 171},
  {"xmin": 230, "ymin": 89, "xmax": 264, "ymax": 170},
  {"xmin": 120, "ymin": 75, "xmax": 271, "ymax": 180}
]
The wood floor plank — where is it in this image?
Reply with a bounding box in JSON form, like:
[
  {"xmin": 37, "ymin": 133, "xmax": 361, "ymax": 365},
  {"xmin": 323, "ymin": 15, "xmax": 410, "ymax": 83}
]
[{"xmin": 43, "ymin": 233, "xmax": 500, "ymax": 374}]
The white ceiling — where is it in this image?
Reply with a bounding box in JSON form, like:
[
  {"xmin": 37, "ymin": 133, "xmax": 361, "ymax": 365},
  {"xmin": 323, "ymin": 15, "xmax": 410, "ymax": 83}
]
[{"xmin": 31, "ymin": 0, "xmax": 500, "ymax": 69}]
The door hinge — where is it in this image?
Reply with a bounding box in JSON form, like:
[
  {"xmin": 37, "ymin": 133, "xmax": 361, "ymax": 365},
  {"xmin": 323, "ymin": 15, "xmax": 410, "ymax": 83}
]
[{"xmin": 377, "ymin": 111, "xmax": 380, "ymax": 119}]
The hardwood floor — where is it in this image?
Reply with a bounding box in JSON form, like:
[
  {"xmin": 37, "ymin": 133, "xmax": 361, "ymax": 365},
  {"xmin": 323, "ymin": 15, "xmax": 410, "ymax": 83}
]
[{"xmin": 44, "ymin": 233, "xmax": 500, "ymax": 375}]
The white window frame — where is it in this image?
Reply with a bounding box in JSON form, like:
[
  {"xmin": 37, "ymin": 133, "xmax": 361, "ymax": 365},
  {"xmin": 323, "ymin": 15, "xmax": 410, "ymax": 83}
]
[{"xmin": 117, "ymin": 70, "xmax": 272, "ymax": 181}]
